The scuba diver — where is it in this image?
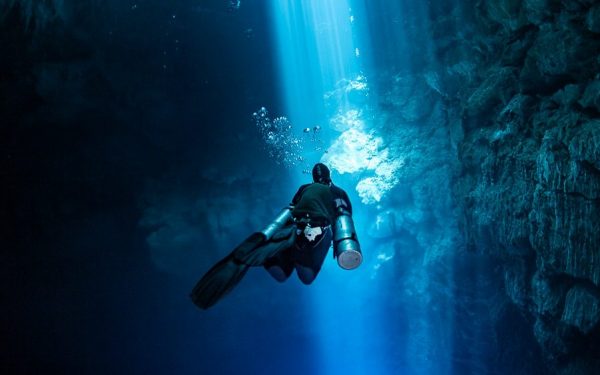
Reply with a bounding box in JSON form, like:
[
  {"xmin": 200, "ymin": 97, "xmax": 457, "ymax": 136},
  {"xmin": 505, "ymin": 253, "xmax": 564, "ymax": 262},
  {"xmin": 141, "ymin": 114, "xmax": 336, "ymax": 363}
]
[{"xmin": 191, "ymin": 163, "xmax": 361, "ymax": 310}]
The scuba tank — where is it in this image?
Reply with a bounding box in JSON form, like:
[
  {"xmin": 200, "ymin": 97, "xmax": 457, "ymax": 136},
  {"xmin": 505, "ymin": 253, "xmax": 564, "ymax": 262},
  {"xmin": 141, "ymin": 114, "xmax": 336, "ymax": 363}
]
[
  {"xmin": 333, "ymin": 208, "xmax": 362, "ymax": 270},
  {"xmin": 260, "ymin": 206, "xmax": 293, "ymax": 241}
]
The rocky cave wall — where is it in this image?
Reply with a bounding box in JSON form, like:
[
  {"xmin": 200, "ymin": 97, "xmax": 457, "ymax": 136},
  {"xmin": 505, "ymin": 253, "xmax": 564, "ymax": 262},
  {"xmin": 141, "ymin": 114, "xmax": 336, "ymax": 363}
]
[
  {"xmin": 432, "ymin": 0, "xmax": 600, "ymax": 373},
  {"xmin": 368, "ymin": 0, "xmax": 600, "ymax": 372}
]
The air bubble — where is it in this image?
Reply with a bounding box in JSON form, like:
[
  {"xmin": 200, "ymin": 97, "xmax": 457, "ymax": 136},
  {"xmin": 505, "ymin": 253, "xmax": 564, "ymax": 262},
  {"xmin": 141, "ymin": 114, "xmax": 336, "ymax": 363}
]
[{"xmin": 253, "ymin": 106, "xmax": 304, "ymax": 168}]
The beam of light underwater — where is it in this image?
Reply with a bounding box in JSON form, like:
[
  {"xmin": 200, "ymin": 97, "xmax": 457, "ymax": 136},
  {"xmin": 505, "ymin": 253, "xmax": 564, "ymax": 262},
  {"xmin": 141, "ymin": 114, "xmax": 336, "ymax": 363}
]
[
  {"xmin": 269, "ymin": 1, "xmax": 390, "ymax": 374},
  {"xmin": 355, "ymin": 1, "xmax": 458, "ymax": 373}
]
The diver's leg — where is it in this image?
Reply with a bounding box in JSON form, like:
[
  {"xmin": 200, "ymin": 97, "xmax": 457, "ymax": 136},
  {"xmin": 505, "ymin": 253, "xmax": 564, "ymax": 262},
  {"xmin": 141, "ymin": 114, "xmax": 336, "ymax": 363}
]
[
  {"xmin": 295, "ymin": 265, "xmax": 317, "ymax": 285},
  {"xmin": 264, "ymin": 248, "xmax": 293, "ymax": 282},
  {"xmin": 295, "ymin": 227, "xmax": 332, "ymax": 285}
]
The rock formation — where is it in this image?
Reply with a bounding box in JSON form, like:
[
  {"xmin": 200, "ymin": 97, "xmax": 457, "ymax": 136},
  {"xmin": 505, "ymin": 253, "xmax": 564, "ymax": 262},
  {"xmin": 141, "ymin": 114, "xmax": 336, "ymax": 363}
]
[{"xmin": 434, "ymin": 0, "xmax": 600, "ymax": 372}]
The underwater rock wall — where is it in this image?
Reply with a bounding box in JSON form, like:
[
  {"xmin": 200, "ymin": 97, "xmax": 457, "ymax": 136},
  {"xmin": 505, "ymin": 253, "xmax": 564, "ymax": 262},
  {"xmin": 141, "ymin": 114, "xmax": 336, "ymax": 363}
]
[{"xmin": 430, "ymin": 0, "xmax": 600, "ymax": 372}]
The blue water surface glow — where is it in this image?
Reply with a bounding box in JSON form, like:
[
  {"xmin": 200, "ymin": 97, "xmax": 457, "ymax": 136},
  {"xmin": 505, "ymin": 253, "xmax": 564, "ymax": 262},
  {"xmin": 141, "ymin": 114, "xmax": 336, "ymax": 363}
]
[{"xmin": 269, "ymin": 1, "xmax": 391, "ymax": 374}]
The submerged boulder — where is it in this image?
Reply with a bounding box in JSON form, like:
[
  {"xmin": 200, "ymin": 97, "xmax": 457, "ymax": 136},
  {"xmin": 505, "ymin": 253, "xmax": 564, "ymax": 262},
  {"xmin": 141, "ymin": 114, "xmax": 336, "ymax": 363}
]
[
  {"xmin": 532, "ymin": 272, "xmax": 568, "ymax": 319},
  {"xmin": 578, "ymin": 80, "xmax": 600, "ymax": 112},
  {"xmin": 532, "ymin": 122, "xmax": 600, "ymax": 286},
  {"xmin": 520, "ymin": 23, "xmax": 598, "ymax": 92},
  {"xmin": 587, "ymin": 4, "xmax": 600, "ymax": 33},
  {"xmin": 381, "ymin": 74, "xmax": 437, "ymax": 123},
  {"xmin": 523, "ymin": 0, "xmax": 559, "ymax": 25},
  {"xmin": 465, "ymin": 66, "xmax": 517, "ymax": 117},
  {"xmin": 504, "ymin": 258, "xmax": 531, "ymax": 307},
  {"xmin": 500, "ymin": 28, "xmax": 537, "ymax": 66},
  {"xmin": 534, "ymin": 318, "xmax": 570, "ymax": 361},
  {"xmin": 484, "ymin": 0, "xmax": 527, "ymax": 31},
  {"xmin": 550, "ymin": 84, "xmax": 582, "ymax": 107},
  {"xmin": 561, "ymin": 285, "xmax": 600, "ymax": 335}
]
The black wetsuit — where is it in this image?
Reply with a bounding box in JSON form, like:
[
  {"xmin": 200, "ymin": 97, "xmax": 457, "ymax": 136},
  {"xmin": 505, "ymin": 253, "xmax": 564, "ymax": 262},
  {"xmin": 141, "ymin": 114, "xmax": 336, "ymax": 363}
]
[
  {"xmin": 264, "ymin": 182, "xmax": 353, "ymax": 283},
  {"xmin": 191, "ymin": 181, "xmax": 354, "ymax": 308},
  {"xmin": 291, "ymin": 182, "xmax": 352, "ymax": 224}
]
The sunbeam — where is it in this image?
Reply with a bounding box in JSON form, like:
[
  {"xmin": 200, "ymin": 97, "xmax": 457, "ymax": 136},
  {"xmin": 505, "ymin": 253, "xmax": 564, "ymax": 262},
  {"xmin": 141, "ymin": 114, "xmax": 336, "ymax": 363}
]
[{"xmin": 268, "ymin": 1, "xmax": 391, "ymax": 373}]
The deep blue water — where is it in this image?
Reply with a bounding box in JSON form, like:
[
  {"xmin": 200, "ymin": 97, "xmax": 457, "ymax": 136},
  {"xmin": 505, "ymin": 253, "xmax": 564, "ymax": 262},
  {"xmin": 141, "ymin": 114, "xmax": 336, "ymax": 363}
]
[{"xmin": 2, "ymin": 1, "xmax": 544, "ymax": 374}]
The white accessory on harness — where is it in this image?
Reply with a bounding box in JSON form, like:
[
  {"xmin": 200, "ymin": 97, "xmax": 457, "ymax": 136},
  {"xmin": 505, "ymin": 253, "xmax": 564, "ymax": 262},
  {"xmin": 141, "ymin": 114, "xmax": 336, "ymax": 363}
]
[{"xmin": 303, "ymin": 225, "xmax": 323, "ymax": 242}]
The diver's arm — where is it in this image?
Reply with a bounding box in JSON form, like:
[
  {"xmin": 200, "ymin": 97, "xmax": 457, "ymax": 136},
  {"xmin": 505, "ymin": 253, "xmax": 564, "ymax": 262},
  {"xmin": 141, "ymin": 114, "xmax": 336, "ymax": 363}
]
[
  {"xmin": 342, "ymin": 190, "xmax": 353, "ymax": 215},
  {"xmin": 331, "ymin": 185, "xmax": 352, "ymax": 215}
]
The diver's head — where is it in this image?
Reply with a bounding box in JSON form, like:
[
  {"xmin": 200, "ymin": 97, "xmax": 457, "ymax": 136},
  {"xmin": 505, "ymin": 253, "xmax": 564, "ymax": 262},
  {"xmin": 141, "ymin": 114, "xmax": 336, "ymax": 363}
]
[{"xmin": 312, "ymin": 163, "xmax": 331, "ymax": 184}]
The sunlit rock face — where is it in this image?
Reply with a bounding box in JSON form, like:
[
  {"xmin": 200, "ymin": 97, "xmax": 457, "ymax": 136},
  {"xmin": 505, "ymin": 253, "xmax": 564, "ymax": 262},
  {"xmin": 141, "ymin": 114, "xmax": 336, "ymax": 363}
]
[
  {"xmin": 431, "ymin": 0, "xmax": 600, "ymax": 372},
  {"xmin": 324, "ymin": 68, "xmax": 462, "ymax": 274}
]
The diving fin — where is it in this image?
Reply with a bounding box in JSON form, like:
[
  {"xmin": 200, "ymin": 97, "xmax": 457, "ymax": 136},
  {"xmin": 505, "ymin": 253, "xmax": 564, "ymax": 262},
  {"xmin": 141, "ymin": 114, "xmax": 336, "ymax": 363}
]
[
  {"xmin": 190, "ymin": 254, "xmax": 250, "ymax": 310},
  {"xmin": 190, "ymin": 232, "xmax": 263, "ymax": 310},
  {"xmin": 190, "ymin": 221, "xmax": 297, "ymax": 310},
  {"xmin": 234, "ymin": 225, "xmax": 296, "ymax": 266}
]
